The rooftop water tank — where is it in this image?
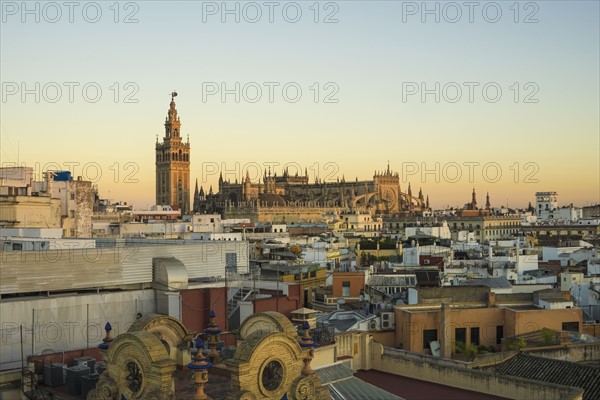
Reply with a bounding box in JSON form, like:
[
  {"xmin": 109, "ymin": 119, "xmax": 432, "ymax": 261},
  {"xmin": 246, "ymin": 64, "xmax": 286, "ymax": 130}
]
[{"xmin": 53, "ymin": 171, "xmax": 72, "ymax": 181}]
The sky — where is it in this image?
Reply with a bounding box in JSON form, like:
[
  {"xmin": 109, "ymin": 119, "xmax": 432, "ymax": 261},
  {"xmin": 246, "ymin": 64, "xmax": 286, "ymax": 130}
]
[{"xmin": 1, "ymin": 0, "xmax": 599, "ymax": 209}]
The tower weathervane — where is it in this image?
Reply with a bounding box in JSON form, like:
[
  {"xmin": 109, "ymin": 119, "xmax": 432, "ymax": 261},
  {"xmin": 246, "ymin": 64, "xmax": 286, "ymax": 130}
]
[{"xmin": 171, "ymin": 91, "xmax": 178, "ymax": 100}]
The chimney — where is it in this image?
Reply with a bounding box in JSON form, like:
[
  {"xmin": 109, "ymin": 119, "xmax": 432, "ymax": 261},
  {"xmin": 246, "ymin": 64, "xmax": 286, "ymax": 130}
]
[
  {"xmin": 488, "ymin": 291, "xmax": 496, "ymax": 307},
  {"xmin": 440, "ymin": 302, "xmax": 452, "ymax": 358}
]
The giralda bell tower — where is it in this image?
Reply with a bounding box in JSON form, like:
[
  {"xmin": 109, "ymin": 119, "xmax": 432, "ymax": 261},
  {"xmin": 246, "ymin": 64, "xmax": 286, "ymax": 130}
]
[{"xmin": 155, "ymin": 92, "xmax": 190, "ymax": 213}]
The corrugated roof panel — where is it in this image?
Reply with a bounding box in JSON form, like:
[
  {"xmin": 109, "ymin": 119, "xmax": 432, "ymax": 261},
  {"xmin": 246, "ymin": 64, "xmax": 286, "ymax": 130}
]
[
  {"xmin": 315, "ymin": 363, "xmax": 405, "ymax": 400},
  {"xmin": 1, "ymin": 241, "xmax": 250, "ymax": 294}
]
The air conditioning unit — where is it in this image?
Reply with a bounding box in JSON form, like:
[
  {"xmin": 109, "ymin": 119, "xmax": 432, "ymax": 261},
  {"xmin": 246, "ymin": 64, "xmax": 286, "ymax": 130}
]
[
  {"xmin": 44, "ymin": 363, "xmax": 67, "ymax": 387},
  {"xmin": 66, "ymin": 365, "xmax": 90, "ymax": 395},
  {"xmin": 382, "ymin": 321, "xmax": 390, "ymax": 329},
  {"xmin": 81, "ymin": 373, "xmax": 100, "ymax": 398},
  {"xmin": 74, "ymin": 356, "xmax": 96, "ymax": 373},
  {"xmin": 369, "ymin": 321, "xmax": 377, "ymax": 330}
]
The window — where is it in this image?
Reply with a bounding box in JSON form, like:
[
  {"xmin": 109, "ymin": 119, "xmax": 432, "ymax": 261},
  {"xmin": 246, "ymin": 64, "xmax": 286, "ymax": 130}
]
[
  {"xmin": 455, "ymin": 328, "xmax": 466, "ymax": 348},
  {"xmin": 342, "ymin": 281, "xmax": 351, "ymax": 297},
  {"xmin": 470, "ymin": 327, "xmax": 480, "ymax": 346},
  {"xmin": 562, "ymin": 322, "xmax": 579, "ymax": 332},
  {"xmin": 70, "ymin": 193, "xmax": 75, "ymax": 200},
  {"xmin": 294, "ymin": 274, "xmax": 300, "ymax": 280},
  {"xmin": 496, "ymin": 325, "xmax": 504, "ymax": 345},
  {"xmin": 310, "ymin": 271, "xmax": 316, "ymax": 278},
  {"xmin": 423, "ymin": 329, "xmax": 438, "ymax": 349}
]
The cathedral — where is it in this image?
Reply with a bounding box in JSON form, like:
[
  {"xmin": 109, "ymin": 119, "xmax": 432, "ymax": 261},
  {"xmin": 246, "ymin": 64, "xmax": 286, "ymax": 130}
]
[
  {"xmin": 155, "ymin": 94, "xmax": 430, "ymax": 221},
  {"xmin": 155, "ymin": 93, "xmax": 191, "ymax": 213},
  {"xmin": 193, "ymin": 164, "xmax": 430, "ymax": 222}
]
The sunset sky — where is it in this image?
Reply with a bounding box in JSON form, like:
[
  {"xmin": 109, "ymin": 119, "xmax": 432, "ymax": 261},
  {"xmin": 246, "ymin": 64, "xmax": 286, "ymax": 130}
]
[{"xmin": 1, "ymin": 1, "xmax": 598, "ymax": 209}]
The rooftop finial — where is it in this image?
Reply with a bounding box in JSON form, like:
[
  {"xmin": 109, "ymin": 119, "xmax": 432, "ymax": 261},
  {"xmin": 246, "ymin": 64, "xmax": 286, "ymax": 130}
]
[{"xmin": 98, "ymin": 321, "xmax": 113, "ymax": 353}]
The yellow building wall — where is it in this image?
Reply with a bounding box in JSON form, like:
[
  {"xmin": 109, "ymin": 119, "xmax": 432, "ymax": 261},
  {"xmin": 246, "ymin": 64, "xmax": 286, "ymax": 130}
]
[
  {"xmin": 395, "ymin": 306, "xmax": 583, "ymax": 354},
  {"xmin": 510, "ymin": 308, "xmax": 583, "ymax": 335},
  {"xmin": 0, "ymin": 196, "xmax": 61, "ymax": 228},
  {"xmin": 280, "ymin": 269, "xmax": 327, "ymax": 306}
]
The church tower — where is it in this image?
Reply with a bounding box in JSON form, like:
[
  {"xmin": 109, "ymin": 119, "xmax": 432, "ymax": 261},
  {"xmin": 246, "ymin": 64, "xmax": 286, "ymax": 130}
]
[{"xmin": 155, "ymin": 92, "xmax": 191, "ymax": 213}]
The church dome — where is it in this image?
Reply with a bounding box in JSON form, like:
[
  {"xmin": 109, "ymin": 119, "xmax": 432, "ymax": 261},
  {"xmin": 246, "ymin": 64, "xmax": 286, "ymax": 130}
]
[{"xmin": 259, "ymin": 193, "xmax": 286, "ymax": 207}]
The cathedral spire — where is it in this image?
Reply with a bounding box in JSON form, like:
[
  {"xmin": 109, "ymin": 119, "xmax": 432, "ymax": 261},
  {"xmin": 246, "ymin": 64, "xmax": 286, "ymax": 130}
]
[
  {"xmin": 165, "ymin": 91, "xmax": 181, "ymax": 139},
  {"xmin": 486, "ymin": 192, "xmax": 491, "ymax": 210},
  {"xmin": 193, "ymin": 179, "xmax": 199, "ymax": 212}
]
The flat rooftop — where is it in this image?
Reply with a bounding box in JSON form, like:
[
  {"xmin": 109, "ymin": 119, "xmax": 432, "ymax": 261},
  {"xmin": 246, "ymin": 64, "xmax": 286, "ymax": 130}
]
[{"xmin": 355, "ymin": 369, "xmax": 509, "ymax": 400}]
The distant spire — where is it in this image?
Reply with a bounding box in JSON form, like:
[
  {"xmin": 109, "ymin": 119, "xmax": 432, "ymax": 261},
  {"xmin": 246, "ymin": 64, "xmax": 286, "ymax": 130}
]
[
  {"xmin": 486, "ymin": 192, "xmax": 491, "ymax": 210},
  {"xmin": 193, "ymin": 179, "xmax": 199, "ymax": 212}
]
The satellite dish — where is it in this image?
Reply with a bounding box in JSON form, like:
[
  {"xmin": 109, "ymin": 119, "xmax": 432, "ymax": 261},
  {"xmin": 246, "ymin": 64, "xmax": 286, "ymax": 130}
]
[{"xmin": 430, "ymin": 341, "xmax": 441, "ymax": 357}]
